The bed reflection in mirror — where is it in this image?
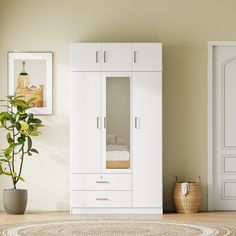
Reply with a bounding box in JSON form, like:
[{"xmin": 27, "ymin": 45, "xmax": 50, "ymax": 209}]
[{"xmin": 106, "ymin": 77, "xmax": 130, "ymax": 169}]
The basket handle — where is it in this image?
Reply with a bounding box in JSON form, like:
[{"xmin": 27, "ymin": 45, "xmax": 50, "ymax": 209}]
[
  {"xmin": 174, "ymin": 176, "xmax": 178, "ymax": 183},
  {"xmin": 197, "ymin": 176, "xmax": 201, "ymax": 183}
]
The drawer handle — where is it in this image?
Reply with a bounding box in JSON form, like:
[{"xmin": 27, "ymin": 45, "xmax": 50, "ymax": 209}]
[
  {"xmin": 96, "ymin": 181, "xmax": 109, "ymax": 184},
  {"xmin": 96, "ymin": 198, "xmax": 109, "ymax": 201}
]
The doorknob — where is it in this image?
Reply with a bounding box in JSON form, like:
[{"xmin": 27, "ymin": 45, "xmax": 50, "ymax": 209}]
[
  {"xmin": 135, "ymin": 117, "xmax": 140, "ymax": 129},
  {"xmin": 95, "ymin": 51, "xmax": 99, "ymax": 63},
  {"xmin": 103, "ymin": 51, "xmax": 107, "ymax": 63},
  {"xmin": 97, "ymin": 117, "xmax": 101, "ymax": 129},
  {"xmin": 134, "ymin": 51, "xmax": 137, "ymax": 63}
]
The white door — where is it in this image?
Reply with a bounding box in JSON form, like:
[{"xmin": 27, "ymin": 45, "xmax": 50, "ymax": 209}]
[
  {"xmin": 102, "ymin": 43, "xmax": 132, "ymax": 71},
  {"xmin": 211, "ymin": 44, "xmax": 236, "ymax": 210},
  {"xmin": 132, "ymin": 43, "xmax": 162, "ymax": 71},
  {"xmin": 132, "ymin": 72, "xmax": 162, "ymax": 207},
  {"xmin": 70, "ymin": 43, "xmax": 101, "ymax": 71},
  {"xmin": 70, "ymin": 72, "xmax": 102, "ymax": 173}
]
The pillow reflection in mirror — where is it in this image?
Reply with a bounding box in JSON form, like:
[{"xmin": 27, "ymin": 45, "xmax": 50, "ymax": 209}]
[{"xmin": 106, "ymin": 134, "xmax": 117, "ymax": 145}]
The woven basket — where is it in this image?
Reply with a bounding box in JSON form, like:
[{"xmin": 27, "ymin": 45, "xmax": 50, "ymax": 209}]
[{"xmin": 173, "ymin": 176, "xmax": 202, "ymax": 214}]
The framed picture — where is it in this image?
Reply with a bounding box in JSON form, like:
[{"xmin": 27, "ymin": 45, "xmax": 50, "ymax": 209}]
[{"xmin": 8, "ymin": 52, "xmax": 52, "ymax": 115}]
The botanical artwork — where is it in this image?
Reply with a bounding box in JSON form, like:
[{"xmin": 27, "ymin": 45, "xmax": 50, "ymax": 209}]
[{"xmin": 8, "ymin": 53, "xmax": 52, "ymax": 114}]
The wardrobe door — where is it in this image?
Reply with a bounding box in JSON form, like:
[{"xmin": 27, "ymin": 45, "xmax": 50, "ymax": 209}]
[
  {"xmin": 71, "ymin": 72, "xmax": 102, "ymax": 173},
  {"xmin": 102, "ymin": 43, "xmax": 132, "ymax": 71},
  {"xmin": 101, "ymin": 72, "xmax": 132, "ymax": 174},
  {"xmin": 132, "ymin": 72, "xmax": 162, "ymax": 207},
  {"xmin": 70, "ymin": 43, "xmax": 101, "ymax": 71},
  {"xmin": 132, "ymin": 43, "xmax": 162, "ymax": 71}
]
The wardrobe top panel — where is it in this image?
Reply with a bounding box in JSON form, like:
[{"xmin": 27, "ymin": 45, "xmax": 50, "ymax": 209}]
[{"xmin": 70, "ymin": 43, "xmax": 162, "ymax": 72}]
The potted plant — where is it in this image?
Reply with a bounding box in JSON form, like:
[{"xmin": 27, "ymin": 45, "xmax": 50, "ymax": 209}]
[{"xmin": 0, "ymin": 95, "xmax": 44, "ymax": 214}]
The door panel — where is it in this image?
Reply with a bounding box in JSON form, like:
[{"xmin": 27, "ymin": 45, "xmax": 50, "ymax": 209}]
[
  {"xmin": 213, "ymin": 45, "xmax": 236, "ymax": 210},
  {"xmin": 102, "ymin": 43, "xmax": 132, "ymax": 71},
  {"xmin": 132, "ymin": 72, "xmax": 162, "ymax": 207},
  {"xmin": 132, "ymin": 43, "xmax": 162, "ymax": 71},
  {"xmin": 70, "ymin": 43, "xmax": 101, "ymax": 71},
  {"xmin": 70, "ymin": 72, "xmax": 102, "ymax": 173}
]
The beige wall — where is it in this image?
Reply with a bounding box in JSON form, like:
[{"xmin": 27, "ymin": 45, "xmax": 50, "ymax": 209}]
[{"xmin": 1, "ymin": 0, "xmax": 235, "ymax": 211}]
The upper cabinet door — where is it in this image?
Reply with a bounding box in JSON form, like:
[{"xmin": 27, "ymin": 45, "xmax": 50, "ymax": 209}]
[
  {"xmin": 132, "ymin": 43, "xmax": 162, "ymax": 71},
  {"xmin": 70, "ymin": 43, "xmax": 101, "ymax": 71},
  {"xmin": 102, "ymin": 43, "xmax": 132, "ymax": 71}
]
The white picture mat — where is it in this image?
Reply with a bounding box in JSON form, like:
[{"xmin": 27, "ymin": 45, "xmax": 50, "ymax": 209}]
[{"xmin": 8, "ymin": 52, "xmax": 52, "ymax": 115}]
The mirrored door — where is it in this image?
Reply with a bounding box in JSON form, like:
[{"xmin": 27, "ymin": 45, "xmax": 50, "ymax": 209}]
[{"xmin": 102, "ymin": 72, "xmax": 131, "ymax": 173}]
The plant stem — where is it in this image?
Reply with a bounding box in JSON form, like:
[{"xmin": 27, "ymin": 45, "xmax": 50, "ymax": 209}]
[
  {"xmin": 8, "ymin": 161, "xmax": 16, "ymax": 189},
  {"xmin": 16, "ymin": 144, "xmax": 24, "ymax": 185},
  {"xmin": 11, "ymin": 104, "xmax": 15, "ymax": 180}
]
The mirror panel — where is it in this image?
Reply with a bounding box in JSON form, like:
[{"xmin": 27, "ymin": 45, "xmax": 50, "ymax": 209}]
[{"xmin": 106, "ymin": 77, "xmax": 130, "ymax": 169}]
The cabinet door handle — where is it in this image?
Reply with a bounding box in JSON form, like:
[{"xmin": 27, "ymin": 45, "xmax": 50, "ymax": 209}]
[
  {"xmin": 96, "ymin": 51, "xmax": 99, "ymax": 63},
  {"xmin": 96, "ymin": 198, "xmax": 109, "ymax": 201},
  {"xmin": 134, "ymin": 51, "xmax": 137, "ymax": 63},
  {"xmin": 104, "ymin": 117, "xmax": 106, "ymax": 129},
  {"xmin": 97, "ymin": 117, "xmax": 101, "ymax": 129},
  {"xmin": 104, "ymin": 51, "xmax": 107, "ymax": 63},
  {"xmin": 96, "ymin": 180, "xmax": 109, "ymax": 184},
  {"xmin": 135, "ymin": 117, "xmax": 140, "ymax": 129}
]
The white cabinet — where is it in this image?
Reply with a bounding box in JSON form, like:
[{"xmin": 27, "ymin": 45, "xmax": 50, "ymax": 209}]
[
  {"xmin": 102, "ymin": 43, "xmax": 132, "ymax": 71},
  {"xmin": 70, "ymin": 43, "xmax": 162, "ymax": 214},
  {"xmin": 132, "ymin": 72, "xmax": 162, "ymax": 207},
  {"xmin": 70, "ymin": 72, "xmax": 102, "ymax": 173},
  {"xmin": 132, "ymin": 43, "xmax": 162, "ymax": 71},
  {"xmin": 70, "ymin": 43, "xmax": 101, "ymax": 71}
]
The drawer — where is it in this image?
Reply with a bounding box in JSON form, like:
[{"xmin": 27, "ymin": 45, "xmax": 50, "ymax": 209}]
[
  {"xmin": 71, "ymin": 191, "xmax": 131, "ymax": 208},
  {"xmin": 71, "ymin": 174, "xmax": 131, "ymax": 191}
]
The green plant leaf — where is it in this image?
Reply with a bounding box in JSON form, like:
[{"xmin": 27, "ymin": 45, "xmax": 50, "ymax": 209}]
[
  {"xmin": 13, "ymin": 95, "xmax": 25, "ymax": 100},
  {"xmin": 7, "ymin": 133, "xmax": 13, "ymax": 144},
  {"xmin": 27, "ymin": 136, "xmax": 32, "ymax": 151},
  {"xmin": 27, "ymin": 97, "xmax": 37, "ymax": 106},
  {"xmin": 34, "ymin": 123, "xmax": 44, "ymax": 127},
  {"xmin": 31, "ymin": 118, "xmax": 42, "ymax": 124},
  {"xmin": 13, "ymin": 100, "xmax": 26, "ymax": 107},
  {"xmin": 3, "ymin": 147, "xmax": 13, "ymax": 156},
  {"xmin": 28, "ymin": 113, "xmax": 34, "ymax": 123},
  {"xmin": 17, "ymin": 105, "xmax": 24, "ymax": 113},
  {"xmin": 17, "ymin": 136, "xmax": 25, "ymax": 144},
  {"xmin": 30, "ymin": 148, "xmax": 39, "ymax": 154},
  {"xmin": 3, "ymin": 171, "xmax": 12, "ymax": 176},
  {"xmin": 29, "ymin": 131, "xmax": 41, "ymax": 136},
  {"xmin": 28, "ymin": 152, "xmax": 32, "ymax": 156},
  {"xmin": 16, "ymin": 176, "xmax": 25, "ymax": 182},
  {"xmin": 0, "ymin": 165, "xmax": 3, "ymax": 175},
  {"xmin": 15, "ymin": 122, "xmax": 21, "ymax": 131},
  {"xmin": 19, "ymin": 113, "xmax": 27, "ymax": 120}
]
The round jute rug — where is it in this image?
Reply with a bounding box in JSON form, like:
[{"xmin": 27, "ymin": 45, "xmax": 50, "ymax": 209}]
[{"xmin": 0, "ymin": 220, "xmax": 236, "ymax": 236}]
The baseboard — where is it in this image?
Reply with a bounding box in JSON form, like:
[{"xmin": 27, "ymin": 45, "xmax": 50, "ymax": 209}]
[{"xmin": 70, "ymin": 207, "xmax": 163, "ymax": 214}]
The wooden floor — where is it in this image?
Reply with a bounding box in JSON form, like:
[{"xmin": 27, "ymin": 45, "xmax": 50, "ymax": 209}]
[{"xmin": 0, "ymin": 211, "xmax": 236, "ymax": 227}]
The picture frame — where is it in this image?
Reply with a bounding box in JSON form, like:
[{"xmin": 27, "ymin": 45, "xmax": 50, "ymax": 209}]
[{"xmin": 8, "ymin": 52, "xmax": 52, "ymax": 115}]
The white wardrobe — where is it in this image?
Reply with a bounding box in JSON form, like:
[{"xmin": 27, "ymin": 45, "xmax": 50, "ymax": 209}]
[{"xmin": 70, "ymin": 43, "xmax": 162, "ymax": 214}]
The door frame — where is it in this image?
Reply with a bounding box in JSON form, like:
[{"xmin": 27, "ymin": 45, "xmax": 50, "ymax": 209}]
[{"xmin": 208, "ymin": 41, "xmax": 236, "ymax": 211}]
